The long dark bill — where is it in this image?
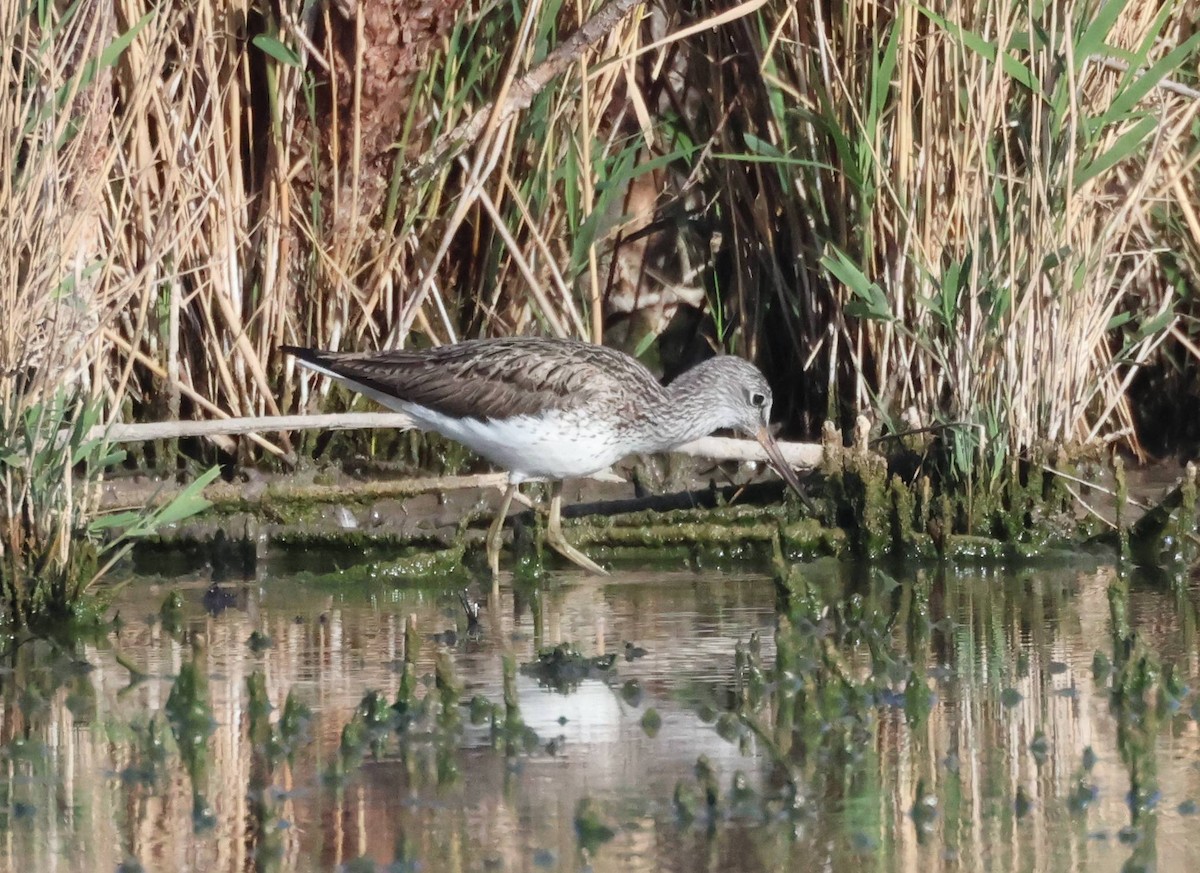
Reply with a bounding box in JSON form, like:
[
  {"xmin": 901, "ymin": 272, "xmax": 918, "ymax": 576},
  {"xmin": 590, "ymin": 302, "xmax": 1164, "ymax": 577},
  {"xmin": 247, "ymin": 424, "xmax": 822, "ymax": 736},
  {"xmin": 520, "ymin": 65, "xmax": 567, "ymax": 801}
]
[{"xmin": 755, "ymin": 426, "xmax": 817, "ymax": 513}]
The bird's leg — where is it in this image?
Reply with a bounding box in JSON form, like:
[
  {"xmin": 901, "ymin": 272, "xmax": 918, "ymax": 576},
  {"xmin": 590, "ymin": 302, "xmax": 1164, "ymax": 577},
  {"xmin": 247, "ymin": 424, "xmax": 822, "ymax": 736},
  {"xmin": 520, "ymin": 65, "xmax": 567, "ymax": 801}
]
[
  {"xmin": 487, "ymin": 482, "xmax": 518, "ymax": 577},
  {"xmin": 544, "ymin": 481, "xmax": 609, "ymax": 575}
]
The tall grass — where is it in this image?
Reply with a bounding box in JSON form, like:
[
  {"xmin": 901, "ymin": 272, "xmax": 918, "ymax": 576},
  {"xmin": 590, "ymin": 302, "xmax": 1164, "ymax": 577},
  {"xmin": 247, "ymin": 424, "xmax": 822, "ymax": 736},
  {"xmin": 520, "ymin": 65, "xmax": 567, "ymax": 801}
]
[
  {"xmin": 690, "ymin": 0, "xmax": 1199, "ymax": 485},
  {"xmin": 2, "ymin": 0, "xmax": 1197, "ymax": 495},
  {"xmin": 816, "ymin": 1, "xmax": 1198, "ymax": 485},
  {"xmin": 0, "ymin": 1, "xmax": 217, "ymax": 624}
]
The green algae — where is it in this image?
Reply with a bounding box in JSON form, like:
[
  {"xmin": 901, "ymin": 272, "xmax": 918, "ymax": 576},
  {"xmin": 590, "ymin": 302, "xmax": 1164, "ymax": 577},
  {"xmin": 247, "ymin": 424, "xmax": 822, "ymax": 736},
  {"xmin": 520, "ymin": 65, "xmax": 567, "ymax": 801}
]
[
  {"xmin": 942, "ymin": 534, "xmax": 1010, "ymax": 563},
  {"xmin": 159, "ymin": 590, "xmax": 184, "ymax": 634},
  {"xmin": 890, "ymin": 474, "xmax": 917, "ymax": 548},
  {"xmin": 779, "ymin": 517, "xmax": 847, "ymax": 560},
  {"xmin": 165, "ymin": 642, "xmax": 216, "ymax": 830},
  {"xmin": 574, "ymin": 797, "xmax": 616, "ymax": 852},
  {"xmin": 395, "ymin": 613, "xmax": 421, "ymax": 727},
  {"xmin": 641, "ymin": 708, "xmax": 662, "ymax": 737},
  {"xmin": 575, "ymin": 519, "xmax": 777, "ymax": 548},
  {"xmin": 300, "ymin": 542, "xmax": 467, "ymax": 585},
  {"xmin": 1179, "ymin": 461, "xmax": 1198, "ymax": 569},
  {"xmin": 502, "ymin": 653, "xmax": 522, "ymax": 732},
  {"xmin": 245, "ymin": 671, "xmax": 299, "ymax": 870},
  {"xmin": 520, "ymin": 643, "xmax": 618, "ymax": 692},
  {"xmin": 121, "ymin": 416, "xmax": 1200, "ymax": 580}
]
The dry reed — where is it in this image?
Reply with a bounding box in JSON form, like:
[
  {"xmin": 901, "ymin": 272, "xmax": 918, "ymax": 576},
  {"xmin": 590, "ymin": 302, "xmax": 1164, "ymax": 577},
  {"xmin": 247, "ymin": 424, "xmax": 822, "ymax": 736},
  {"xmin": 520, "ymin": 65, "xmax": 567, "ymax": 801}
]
[{"xmin": 1, "ymin": 0, "xmax": 1196, "ymax": 484}]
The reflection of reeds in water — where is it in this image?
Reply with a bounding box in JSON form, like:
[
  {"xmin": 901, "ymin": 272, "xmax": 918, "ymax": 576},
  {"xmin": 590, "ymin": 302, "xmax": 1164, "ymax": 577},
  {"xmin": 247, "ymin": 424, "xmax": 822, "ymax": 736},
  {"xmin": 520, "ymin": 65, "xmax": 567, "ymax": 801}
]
[
  {"xmin": 1, "ymin": 567, "xmax": 1199, "ymax": 871},
  {"xmin": 0, "ymin": 574, "xmax": 778, "ymax": 871},
  {"xmin": 765, "ymin": 563, "xmax": 1200, "ymax": 871}
]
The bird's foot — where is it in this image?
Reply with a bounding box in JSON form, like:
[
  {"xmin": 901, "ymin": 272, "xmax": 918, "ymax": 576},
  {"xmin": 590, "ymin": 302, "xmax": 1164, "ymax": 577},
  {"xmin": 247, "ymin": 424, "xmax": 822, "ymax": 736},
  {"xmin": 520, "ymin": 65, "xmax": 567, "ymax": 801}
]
[{"xmin": 544, "ymin": 527, "xmax": 608, "ymax": 575}]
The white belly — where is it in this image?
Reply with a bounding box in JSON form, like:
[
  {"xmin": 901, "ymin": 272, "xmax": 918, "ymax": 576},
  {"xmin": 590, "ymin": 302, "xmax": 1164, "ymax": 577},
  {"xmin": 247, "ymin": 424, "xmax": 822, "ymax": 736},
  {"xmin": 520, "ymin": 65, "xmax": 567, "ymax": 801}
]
[{"xmin": 403, "ymin": 404, "xmax": 626, "ymax": 483}]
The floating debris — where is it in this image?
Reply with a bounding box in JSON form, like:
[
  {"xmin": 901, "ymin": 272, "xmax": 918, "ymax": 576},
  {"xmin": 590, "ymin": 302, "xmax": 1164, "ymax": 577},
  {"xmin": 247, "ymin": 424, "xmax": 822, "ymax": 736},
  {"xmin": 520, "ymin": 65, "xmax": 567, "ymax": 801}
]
[{"xmin": 520, "ymin": 643, "xmax": 618, "ymax": 692}]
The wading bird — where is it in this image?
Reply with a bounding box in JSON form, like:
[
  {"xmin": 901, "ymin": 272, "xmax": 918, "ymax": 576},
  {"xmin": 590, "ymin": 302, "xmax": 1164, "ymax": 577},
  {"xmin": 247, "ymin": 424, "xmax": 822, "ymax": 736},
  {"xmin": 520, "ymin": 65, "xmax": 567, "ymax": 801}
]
[{"xmin": 284, "ymin": 337, "xmax": 808, "ymax": 575}]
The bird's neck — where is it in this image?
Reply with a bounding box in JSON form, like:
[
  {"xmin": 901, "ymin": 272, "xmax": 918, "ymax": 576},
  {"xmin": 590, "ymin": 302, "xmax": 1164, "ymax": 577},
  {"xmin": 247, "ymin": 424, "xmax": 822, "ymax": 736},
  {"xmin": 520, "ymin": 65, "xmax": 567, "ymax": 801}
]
[{"xmin": 632, "ymin": 362, "xmax": 724, "ymax": 452}]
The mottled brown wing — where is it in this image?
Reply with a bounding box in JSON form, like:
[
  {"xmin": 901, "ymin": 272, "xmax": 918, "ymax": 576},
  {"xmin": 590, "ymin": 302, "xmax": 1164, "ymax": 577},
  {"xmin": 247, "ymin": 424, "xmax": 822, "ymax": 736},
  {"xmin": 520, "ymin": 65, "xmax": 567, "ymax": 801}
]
[{"xmin": 283, "ymin": 337, "xmax": 664, "ymax": 420}]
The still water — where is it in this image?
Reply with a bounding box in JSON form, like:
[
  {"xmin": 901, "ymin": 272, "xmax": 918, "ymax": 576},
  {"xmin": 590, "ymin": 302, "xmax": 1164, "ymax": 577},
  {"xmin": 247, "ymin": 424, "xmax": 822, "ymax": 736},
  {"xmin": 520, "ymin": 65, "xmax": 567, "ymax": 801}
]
[{"xmin": 1, "ymin": 561, "xmax": 1199, "ymax": 872}]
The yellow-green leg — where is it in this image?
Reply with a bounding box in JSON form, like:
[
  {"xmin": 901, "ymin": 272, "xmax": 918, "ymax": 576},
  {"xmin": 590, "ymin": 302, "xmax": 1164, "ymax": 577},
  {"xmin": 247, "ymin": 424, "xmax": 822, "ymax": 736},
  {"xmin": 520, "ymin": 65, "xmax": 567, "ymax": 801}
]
[
  {"xmin": 487, "ymin": 482, "xmax": 518, "ymax": 577},
  {"xmin": 544, "ymin": 481, "xmax": 608, "ymax": 575}
]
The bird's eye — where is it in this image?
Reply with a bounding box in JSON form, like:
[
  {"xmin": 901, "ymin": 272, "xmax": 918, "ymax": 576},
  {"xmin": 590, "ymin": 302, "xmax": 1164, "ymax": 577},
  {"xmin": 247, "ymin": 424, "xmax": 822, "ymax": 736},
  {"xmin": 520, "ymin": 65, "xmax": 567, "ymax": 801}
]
[{"xmin": 749, "ymin": 391, "xmax": 767, "ymax": 408}]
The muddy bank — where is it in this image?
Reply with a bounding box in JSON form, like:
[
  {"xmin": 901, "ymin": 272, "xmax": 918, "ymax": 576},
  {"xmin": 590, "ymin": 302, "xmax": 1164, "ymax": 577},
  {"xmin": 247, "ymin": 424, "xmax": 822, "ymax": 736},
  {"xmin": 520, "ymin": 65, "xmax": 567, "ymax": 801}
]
[
  {"xmin": 107, "ymin": 441, "xmax": 1199, "ymax": 580},
  {"xmin": 119, "ymin": 454, "xmax": 833, "ymax": 578}
]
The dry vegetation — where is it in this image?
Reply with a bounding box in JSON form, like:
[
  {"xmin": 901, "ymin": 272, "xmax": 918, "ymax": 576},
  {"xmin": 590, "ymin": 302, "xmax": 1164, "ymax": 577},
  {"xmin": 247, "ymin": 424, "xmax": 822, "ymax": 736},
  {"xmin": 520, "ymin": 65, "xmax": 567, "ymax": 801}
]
[
  {"xmin": 6, "ymin": 0, "xmax": 1198, "ymax": 454},
  {"xmin": 1, "ymin": 0, "xmax": 1198, "ymax": 595}
]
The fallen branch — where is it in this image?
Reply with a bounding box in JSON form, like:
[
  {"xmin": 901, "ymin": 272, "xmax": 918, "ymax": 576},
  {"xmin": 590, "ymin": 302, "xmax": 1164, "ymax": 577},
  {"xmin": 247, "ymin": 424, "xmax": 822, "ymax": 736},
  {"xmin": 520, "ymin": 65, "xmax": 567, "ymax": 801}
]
[
  {"xmin": 674, "ymin": 434, "xmax": 823, "ymax": 470},
  {"xmin": 96, "ymin": 471, "xmax": 530, "ymax": 515},
  {"xmin": 93, "ymin": 412, "xmax": 823, "ymax": 470},
  {"xmin": 97, "ymin": 412, "xmax": 416, "ymax": 442}
]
